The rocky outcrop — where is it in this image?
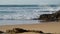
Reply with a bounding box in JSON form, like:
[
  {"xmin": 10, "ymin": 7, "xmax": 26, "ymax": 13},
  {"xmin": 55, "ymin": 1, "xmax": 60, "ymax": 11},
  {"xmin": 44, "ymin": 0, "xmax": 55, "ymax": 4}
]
[
  {"xmin": 39, "ymin": 14, "xmax": 54, "ymax": 21},
  {"xmin": 38, "ymin": 10, "xmax": 60, "ymax": 21}
]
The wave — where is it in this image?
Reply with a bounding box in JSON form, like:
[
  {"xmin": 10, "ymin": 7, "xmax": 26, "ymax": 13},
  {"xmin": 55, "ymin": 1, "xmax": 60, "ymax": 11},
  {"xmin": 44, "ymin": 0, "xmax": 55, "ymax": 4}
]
[
  {"xmin": 0, "ymin": 11, "xmax": 40, "ymax": 20},
  {"xmin": 0, "ymin": 5, "xmax": 60, "ymax": 20},
  {"xmin": 0, "ymin": 11, "xmax": 56, "ymax": 20}
]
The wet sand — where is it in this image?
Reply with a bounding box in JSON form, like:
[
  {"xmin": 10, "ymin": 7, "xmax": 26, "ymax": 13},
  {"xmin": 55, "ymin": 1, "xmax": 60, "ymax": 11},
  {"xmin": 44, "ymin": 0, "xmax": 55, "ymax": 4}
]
[{"xmin": 0, "ymin": 22, "xmax": 60, "ymax": 34}]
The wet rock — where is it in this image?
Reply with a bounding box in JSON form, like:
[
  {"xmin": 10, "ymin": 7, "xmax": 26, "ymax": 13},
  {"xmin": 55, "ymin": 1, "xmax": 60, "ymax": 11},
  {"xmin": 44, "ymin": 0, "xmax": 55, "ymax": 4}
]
[
  {"xmin": 38, "ymin": 10, "xmax": 60, "ymax": 21},
  {"xmin": 38, "ymin": 14, "xmax": 55, "ymax": 21}
]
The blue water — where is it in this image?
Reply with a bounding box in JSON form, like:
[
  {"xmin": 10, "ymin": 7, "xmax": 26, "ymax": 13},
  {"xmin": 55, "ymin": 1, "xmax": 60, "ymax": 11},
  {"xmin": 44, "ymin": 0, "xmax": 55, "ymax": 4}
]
[{"xmin": 0, "ymin": 5, "xmax": 60, "ymax": 25}]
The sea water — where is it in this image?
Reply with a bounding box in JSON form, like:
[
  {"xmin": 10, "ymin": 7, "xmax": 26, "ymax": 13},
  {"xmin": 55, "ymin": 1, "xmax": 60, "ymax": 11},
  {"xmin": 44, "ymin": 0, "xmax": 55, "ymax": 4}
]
[{"xmin": 0, "ymin": 5, "xmax": 60, "ymax": 25}]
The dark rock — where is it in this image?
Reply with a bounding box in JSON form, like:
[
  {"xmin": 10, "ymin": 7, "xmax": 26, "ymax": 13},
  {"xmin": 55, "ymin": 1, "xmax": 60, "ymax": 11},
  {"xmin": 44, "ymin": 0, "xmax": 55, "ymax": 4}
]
[
  {"xmin": 0, "ymin": 31, "xmax": 4, "ymax": 33},
  {"xmin": 13, "ymin": 28, "xmax": 28, "ymax": 33},
  {"xmin": 38, "ymin": 10, "xmax": 60, "ymax": 21},
  {"xmin": 8, "ymin": 28, "xmax": 53, "ymax": 34},
  {"xmin": 13, "ymin": 28, "xmax": 44, "ymax": 33},
  {"xmin": 38, "ymin": 14, "xmax": 55, "ymax": 21},
  {"xmin": 37, "ymin": 31, "xmax": 44, "ymax": 33},
  {"xmin": 29, "ymin": 30, "xmax": 44, "ymax": 33}
]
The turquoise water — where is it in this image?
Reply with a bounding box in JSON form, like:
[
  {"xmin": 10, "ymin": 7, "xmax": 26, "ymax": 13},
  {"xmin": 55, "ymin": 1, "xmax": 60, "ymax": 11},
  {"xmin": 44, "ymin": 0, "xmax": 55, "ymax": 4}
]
[{"xmin": 0, "ymin": 5, "xmax": 60, "ymax": 25}]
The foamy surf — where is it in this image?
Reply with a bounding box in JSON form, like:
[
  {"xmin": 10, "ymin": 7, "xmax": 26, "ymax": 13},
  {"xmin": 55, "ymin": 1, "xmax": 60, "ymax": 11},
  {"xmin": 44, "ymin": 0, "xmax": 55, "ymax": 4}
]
[
  {"xmin": 0, "ymin": 5, "xmax": 60, "ymax": 25},
  {"xmin": 0, "ymin": 5, "xmax": 60, "ymax": 20}
]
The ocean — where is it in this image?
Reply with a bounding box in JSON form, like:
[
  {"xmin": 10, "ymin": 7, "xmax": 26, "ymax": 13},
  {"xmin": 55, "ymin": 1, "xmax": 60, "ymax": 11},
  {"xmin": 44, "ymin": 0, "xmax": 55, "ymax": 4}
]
[{"xmin": 0, "ymin": 5, "xmax": 60, "ymax": 25}]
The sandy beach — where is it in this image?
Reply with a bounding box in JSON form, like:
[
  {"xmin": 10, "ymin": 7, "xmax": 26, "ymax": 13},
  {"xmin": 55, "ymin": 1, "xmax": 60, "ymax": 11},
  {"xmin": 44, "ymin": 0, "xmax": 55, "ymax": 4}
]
[{"xmin": 0, "ymin": 21, "xmax": 60, "ymax": 34}]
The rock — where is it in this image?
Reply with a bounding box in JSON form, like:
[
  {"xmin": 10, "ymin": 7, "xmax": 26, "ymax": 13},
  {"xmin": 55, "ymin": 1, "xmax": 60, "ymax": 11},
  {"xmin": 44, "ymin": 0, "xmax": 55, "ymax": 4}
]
[
  {"xmin": 38, "ymin": 10, "xmax": 60, "ymax": 21},
  {"xmin": 38, "ymin": 14, "xmax": 55, "ymax": 21},
  {"xmin": 13, "ymin": 28, "xmax": 28, "ymax": 33},
  {"xmin": 53, "ymin": 10, "xmax": 60, "ymax": 20},
  {"xmin": 12, "ymin": 28, "xmax": 44, "ymax": 33},
  {"xmin": 0, "ymin": 31, "xmax": 4, "ymax": 33},
  {"xmin": 37, "ymin": 31, "xmax": 44, "ymax": 33}
]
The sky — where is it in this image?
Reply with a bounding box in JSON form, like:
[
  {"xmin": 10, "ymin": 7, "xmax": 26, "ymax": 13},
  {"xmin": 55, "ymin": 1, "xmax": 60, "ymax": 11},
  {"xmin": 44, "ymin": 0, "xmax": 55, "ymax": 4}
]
[{"xmin": 0, "ymin": 0, "xmax": 60, "ymax": 5}]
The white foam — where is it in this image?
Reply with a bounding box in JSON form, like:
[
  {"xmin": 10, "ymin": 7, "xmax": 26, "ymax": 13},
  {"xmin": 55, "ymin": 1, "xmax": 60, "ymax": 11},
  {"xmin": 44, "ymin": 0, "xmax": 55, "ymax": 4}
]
[{"xmin": 0, "ymin": 6, "xmax": 60, "ymax": 20}]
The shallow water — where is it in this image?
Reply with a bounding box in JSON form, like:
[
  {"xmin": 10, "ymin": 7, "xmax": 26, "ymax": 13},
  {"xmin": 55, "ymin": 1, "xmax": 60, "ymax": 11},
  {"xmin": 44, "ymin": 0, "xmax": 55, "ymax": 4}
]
[{"xmin": 0, "ymin": 20, "xmax": 41, "ymax": 25}]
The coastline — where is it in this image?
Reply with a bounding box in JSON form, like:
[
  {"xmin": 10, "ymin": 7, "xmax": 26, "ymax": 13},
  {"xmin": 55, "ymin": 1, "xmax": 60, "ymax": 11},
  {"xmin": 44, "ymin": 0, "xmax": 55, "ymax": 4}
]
[{"xmin": 0, "ymin": 21, "xmax": 60, "ymax": 33}]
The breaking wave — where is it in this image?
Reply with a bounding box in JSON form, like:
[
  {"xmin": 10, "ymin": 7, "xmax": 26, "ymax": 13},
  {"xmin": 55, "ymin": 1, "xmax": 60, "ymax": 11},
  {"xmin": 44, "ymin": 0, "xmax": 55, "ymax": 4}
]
[{"xmin": 0, "ymin": 5, "xmax": 60, "ymax": 20}]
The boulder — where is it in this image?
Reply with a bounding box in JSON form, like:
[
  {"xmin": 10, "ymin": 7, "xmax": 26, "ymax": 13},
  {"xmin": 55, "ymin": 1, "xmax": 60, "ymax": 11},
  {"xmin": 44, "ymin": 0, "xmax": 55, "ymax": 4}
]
[
  {"xmin": 38, "ymin": 10, "xmax": 60, "ymax": 21},
  {"xmin": 38, "ymin": 14, "xmax": 56, "ymax": 21}
]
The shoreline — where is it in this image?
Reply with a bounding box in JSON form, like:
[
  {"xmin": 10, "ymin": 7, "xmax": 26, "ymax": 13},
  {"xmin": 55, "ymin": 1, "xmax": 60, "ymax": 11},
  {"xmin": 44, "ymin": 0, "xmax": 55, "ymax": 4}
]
[{"xmin": 0, "ymin": 22, "xmax": 60, "ymax": 33}]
